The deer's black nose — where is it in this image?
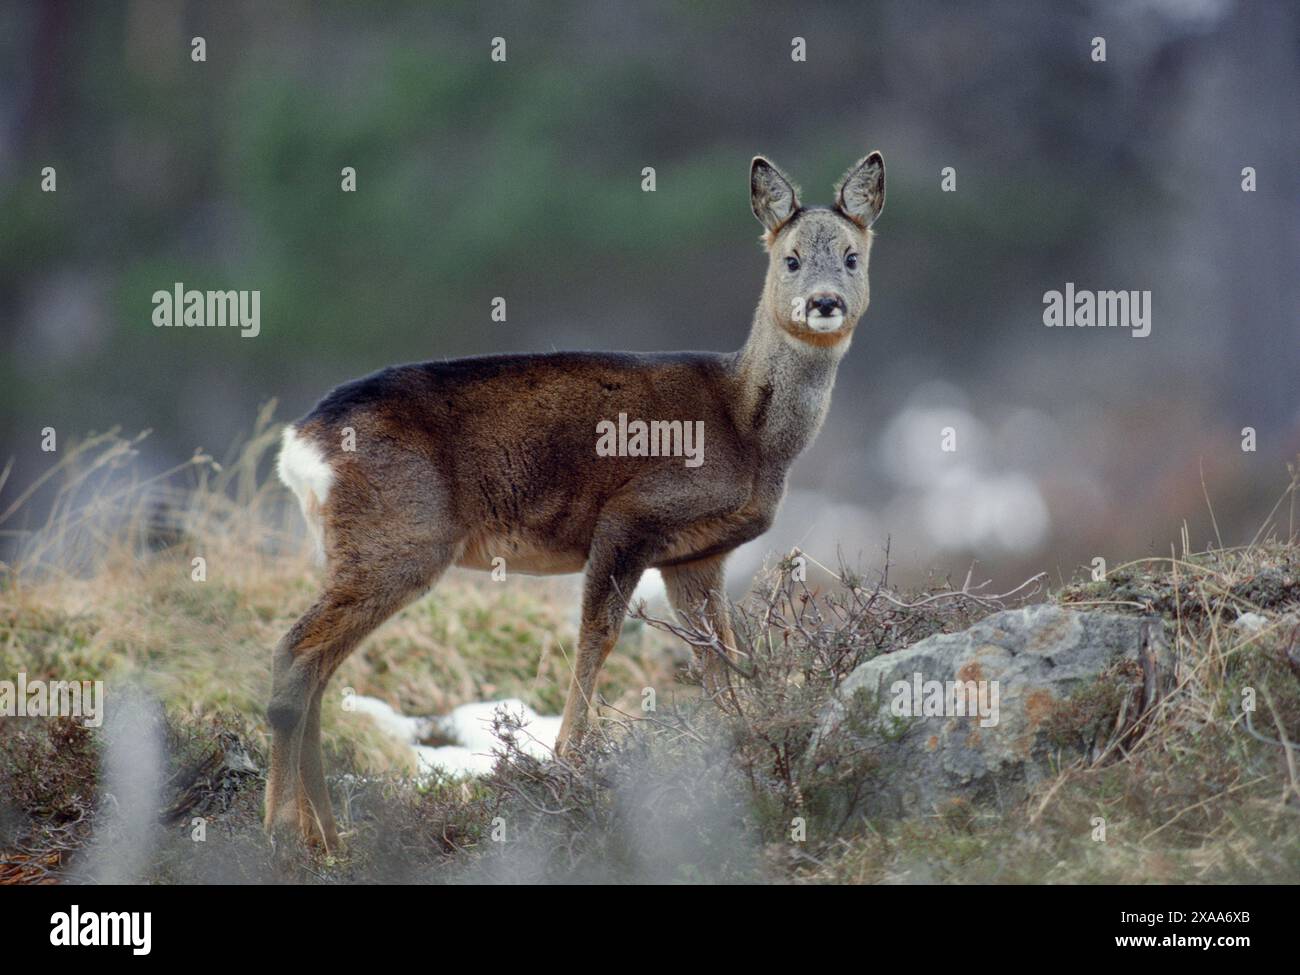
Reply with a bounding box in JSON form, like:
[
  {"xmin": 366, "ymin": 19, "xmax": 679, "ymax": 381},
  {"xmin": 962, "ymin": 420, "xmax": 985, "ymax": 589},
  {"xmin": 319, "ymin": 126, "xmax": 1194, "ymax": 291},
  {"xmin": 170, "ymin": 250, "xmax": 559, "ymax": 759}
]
[{"xmin": 809, "ymin": 294, "xmax": 845, "ymax": 317}]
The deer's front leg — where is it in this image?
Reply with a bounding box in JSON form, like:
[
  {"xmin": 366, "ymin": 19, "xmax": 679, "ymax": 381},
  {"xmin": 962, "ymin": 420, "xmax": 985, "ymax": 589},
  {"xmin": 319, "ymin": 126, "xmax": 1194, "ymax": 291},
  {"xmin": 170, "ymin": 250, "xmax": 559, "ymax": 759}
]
[
  {"xmin": 555, "ymin": 535, "xmax": 648, "ymax": 758},
  {"xmin": 660, "ymin": 552, "xmax": 738, "ymax": 700}
]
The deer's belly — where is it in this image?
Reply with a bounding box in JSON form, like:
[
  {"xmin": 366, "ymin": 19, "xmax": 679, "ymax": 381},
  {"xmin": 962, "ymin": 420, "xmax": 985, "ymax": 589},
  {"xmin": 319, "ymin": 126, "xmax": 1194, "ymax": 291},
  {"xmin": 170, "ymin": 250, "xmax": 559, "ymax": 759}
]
[{"xmin": 456, "ymin": 529, "xmax": 589, "ymax": 575}]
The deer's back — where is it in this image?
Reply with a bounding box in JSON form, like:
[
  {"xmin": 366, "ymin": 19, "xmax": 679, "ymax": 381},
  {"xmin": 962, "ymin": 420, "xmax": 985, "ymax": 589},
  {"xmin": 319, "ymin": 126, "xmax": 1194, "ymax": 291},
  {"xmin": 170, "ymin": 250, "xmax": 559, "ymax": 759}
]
[{"xmin": 290, "ymin": 351, "xmax": 775, "ymax": 573}]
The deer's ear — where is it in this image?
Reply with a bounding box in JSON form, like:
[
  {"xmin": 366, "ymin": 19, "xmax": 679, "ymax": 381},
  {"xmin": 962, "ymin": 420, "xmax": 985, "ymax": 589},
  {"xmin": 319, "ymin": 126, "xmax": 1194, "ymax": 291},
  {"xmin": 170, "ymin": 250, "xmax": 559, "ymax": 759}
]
[
  {"xmin": 836, "ymin": 151, "xmax": 885, "ymax": 228},
  {"xmin": 750, "ymin": 156, "xmax": 799, "ymax": 235}
]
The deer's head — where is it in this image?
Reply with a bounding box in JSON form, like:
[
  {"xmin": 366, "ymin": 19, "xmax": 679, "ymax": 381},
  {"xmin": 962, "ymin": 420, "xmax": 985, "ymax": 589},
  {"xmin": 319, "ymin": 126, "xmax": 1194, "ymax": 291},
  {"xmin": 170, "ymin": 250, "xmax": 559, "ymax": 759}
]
[{"xmin": 750, "ymin": 152, "xmax": 885, "ymax": 346}]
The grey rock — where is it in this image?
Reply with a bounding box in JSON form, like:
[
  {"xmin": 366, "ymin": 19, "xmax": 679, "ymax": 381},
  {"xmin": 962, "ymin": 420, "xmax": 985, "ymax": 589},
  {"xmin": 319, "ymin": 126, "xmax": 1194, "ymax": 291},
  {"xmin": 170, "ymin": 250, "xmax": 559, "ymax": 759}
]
[{"xmin": 822, "ymin": 604, "xmax": 1169, "ymax": 818}]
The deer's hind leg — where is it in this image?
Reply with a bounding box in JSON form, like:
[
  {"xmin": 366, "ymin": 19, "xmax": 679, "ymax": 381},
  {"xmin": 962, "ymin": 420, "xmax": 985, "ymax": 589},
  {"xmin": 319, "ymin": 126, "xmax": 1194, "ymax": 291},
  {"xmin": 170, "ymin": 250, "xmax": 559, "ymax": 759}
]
[
  {"xmin": 265, "ymin": 544, "xmax": 457, "ymax": 853},
  {"xmin": 296, "ymin": 684, "xmax": 334, "ymax": 851}
]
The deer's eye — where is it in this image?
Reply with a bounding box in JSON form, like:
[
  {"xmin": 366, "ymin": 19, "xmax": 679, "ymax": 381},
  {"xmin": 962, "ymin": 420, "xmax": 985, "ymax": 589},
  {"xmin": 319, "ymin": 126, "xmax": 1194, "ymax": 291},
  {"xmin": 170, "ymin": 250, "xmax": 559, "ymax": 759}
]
[
  {"xmin": 845, "ymin": 253, "xmax": 859, "ymax": 270},
  {"xmin": 785, "ymin": 256, "xmax": 800, "ymax": 272}
]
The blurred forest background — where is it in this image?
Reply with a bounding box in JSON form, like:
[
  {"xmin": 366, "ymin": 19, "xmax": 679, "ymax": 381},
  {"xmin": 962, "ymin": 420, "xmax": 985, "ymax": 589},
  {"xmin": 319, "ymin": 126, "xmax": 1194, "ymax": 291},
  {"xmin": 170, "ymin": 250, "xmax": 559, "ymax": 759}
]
[{"xmin": 0, "ymin": 0, "xmax": 1296, "ymax": 591}]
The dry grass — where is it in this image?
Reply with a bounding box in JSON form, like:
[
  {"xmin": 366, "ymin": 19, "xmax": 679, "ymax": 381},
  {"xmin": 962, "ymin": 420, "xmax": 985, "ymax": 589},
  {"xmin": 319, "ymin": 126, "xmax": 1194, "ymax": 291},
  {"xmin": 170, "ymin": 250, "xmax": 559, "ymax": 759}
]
[
  {"xmin": 0, "ymin": 405, "xmax": 678, "ymax": 777},
  {"xmin": 1, "ymin": 420, "xmax": 1297, "ymax": 883},
  {"xmin": 415, "ymin": 533, "xmax": 1299, "ymax": 884},
  {"xmin": 809, "ymin": 540, "xmax": 1300, "ymax": 884}
]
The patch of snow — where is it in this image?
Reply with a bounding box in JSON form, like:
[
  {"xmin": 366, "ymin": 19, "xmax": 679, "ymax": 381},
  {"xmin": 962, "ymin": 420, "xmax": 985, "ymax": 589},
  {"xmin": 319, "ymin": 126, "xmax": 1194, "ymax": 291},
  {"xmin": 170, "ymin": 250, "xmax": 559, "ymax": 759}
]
[
  {"xmin": 351, "ymin": 695, "xmax": 561, "ymax": 778},
  {"xmin": 348, "ymin": 694, "xmax": 431, "ymax": 743},
  {"xmin": 414, "ymin": 744, "xmax": 497, "ymax": 777}
]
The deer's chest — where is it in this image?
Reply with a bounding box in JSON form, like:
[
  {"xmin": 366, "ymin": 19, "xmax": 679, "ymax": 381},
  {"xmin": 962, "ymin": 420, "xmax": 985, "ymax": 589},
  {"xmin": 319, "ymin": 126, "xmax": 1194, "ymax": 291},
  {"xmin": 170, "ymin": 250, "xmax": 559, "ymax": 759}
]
[{"xmin": 652, "ymin": 475, "xmax": 784, "ymax": 568}]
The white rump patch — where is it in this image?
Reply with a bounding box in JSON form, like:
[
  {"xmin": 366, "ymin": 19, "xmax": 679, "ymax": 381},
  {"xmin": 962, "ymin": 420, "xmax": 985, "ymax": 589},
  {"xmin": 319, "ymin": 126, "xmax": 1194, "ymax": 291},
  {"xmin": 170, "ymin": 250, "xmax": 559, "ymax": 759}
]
[{"xmin": 277, "ymin": 425, "xmax": 334, "ymax": 560}]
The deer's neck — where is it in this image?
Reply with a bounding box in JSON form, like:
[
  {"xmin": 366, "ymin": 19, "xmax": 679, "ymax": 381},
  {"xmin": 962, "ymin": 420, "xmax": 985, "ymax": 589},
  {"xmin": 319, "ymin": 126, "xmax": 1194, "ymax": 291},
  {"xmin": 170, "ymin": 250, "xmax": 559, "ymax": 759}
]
[{"xmin": 733, "ymin": 305, "xmax": 847, "ymax": 468}]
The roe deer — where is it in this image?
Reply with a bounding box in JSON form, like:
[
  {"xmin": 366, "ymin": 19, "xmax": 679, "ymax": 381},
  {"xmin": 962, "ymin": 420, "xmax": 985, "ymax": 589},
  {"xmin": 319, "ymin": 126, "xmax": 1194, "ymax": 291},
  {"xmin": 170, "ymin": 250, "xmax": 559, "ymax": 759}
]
[{"xmin": 267, "ymin": 151, "xmax": 885, "ymax": 852}]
